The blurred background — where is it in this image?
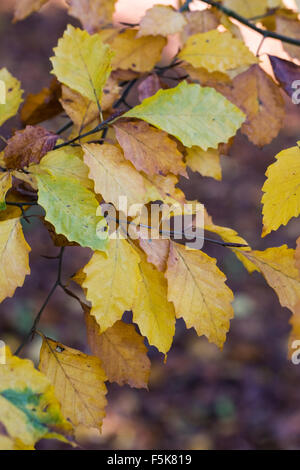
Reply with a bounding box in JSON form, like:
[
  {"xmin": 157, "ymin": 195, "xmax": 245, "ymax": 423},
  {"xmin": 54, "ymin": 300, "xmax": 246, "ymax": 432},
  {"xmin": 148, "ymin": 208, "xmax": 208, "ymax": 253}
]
[{"xmin": 1, "ymin": 0, "xmax": 300, "ymax": 450}]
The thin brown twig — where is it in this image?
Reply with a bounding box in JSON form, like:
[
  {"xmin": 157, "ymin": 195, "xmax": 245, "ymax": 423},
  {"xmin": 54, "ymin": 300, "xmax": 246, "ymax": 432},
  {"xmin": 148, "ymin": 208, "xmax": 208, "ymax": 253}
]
[{"xmin": 15, "ymin": 247, "xmax": 65, "ymax": 356}]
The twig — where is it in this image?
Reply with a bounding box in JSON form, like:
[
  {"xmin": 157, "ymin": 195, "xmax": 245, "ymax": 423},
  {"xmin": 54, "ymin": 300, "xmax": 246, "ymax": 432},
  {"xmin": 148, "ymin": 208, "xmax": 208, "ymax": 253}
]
[
  {"xmin": 56, "ymin": 120, "xmax": 73, "ymax": 135},
  {"xmin": 6, "ymin": 201, "xmax": 37, "ymax": 207},
  {"xmin": 15, "ymin": 247, "xmax": 65, "ymax": 356},
  {"xmin": 256, "ymin": 36, "xmax": 266, "ymax": 57},
  {"xmin": 53, "ymin": 111, "xmax": 123, "ymax": 150},
  {"xmin": 113, "ymin": 79, "xmax": 138, "ymax": 109},
  {"xmin": 201, "ymin": 0, "xmax": 300, "ymax": 47},
  {"xmin": 106, "ymin": 215, "xmax": 248, "ymax": 248}
]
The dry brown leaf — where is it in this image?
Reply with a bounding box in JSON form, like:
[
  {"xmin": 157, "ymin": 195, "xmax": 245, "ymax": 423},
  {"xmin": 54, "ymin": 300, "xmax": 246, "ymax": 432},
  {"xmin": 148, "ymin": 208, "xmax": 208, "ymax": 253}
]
[
  {"xmin": 204, "ymin": 64, "xmax": 285, "ymax": 147},
  {"xmin": 138, "ymin": 5, "xmax": 187, "ymax": 37},
  {"xmin": 138, "ymin": 74, "xmax": 162, "ymax": 102},
  {"xmin": 13, "ymin": 0, "xmax": 49, "ymax": 22},
  {"xmin": 276, "ymin": 13, "xmax": 300, "ymax": 60},
  {"xmin": 114, "ymin": 120, "xmax": 186, "ymax": 176},
  {"xmin": 139, "ymin": 238, "xmax": 170, "ymax": 272},
  {"xmin": 181, "ymin": 10, "xmax": 219, "ymax": 43},
  {"xmin": 21, "ymin": 79, "xmax": 62, "ymax": 126},
  {"xmin": 86, "ymin": 315, "xmax": 151, "ymax": 389},
  {"xmin": 66, "ymin": 0, "xmax": 117, "ymax": 32},
  {"xmin": 4, "ymin": 126, "xmax": 58, "ymax": 170}
]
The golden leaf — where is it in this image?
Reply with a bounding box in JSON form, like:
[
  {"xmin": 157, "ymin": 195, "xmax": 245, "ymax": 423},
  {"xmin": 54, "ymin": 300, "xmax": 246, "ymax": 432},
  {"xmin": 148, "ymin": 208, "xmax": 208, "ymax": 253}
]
[
  {"xmin": 178, "ymin": 30, "xmax": 258, "ymax": 75},
  {"xmin": 82, "ymin": 143, "xmax": 149, "ymax": 211},
  {"xmin": 186, "ymin": 146, "xmax": 222, "ymax": 180},
  {"xmin": 165, "ymin": 242, "xmax": 234, "ymax": 348},
  {"xmin": 133, "ymin": 253, "xmax": 176, "ymax": 355},
  {"xmin": 82, "ymin": 238, "xmax": 141, "ymax": 331},
  {"xmin": 0, "ymin": 68, "xmax": 23, "ymax": 126},
  {"xmin": 39, "ymin": 337, "xmax": 107, "ymax": 431},
  {"xmin": 240, "ymin": 246, "xmax": 300, "ymax": 314},
  {"xmin": 0, "ymin": 347, "xmax": 72, "ymax": 448},
  {"xmin": 223, "ymin": 0, "xmax": 268, "ymax": 18},
  {"xmin": 262, "ymin": 144, "xmax": 300, "ymax": 236},
  {"xmin": 0, "ymin": 173, "xmax": 12, "ymax": 211},
  {"xmin": 0, "ymin": 217, "xmax": 30, "ymax": 303},
  {"xmin": 109, "ymin": 29, "xmax": 167, "ymax": 72}
]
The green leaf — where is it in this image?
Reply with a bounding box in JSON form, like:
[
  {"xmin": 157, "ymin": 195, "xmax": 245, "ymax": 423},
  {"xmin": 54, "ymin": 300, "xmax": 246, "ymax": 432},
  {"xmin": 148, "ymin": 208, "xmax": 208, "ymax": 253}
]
[
  {"xmin": 124, "ymin": 81, "xmax": 245, "ymax": 150},
  {"xmin": 32, "ymin": 169, "xmax": 108, "ymax": 251}
]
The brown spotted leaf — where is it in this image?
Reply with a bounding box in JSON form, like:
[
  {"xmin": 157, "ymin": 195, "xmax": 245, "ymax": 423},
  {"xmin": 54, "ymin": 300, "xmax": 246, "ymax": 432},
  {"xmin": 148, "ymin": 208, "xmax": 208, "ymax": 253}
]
[{"xmin": 4, "ymin": 126, "xmax": 58, "ymax": 170}]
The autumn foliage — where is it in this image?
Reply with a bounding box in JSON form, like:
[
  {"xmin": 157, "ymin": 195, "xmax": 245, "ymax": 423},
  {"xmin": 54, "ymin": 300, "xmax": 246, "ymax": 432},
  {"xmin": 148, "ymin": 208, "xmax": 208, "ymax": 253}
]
[{"xmin": 1, "ymin": 0, "xmax": 300, "ymax": 450}]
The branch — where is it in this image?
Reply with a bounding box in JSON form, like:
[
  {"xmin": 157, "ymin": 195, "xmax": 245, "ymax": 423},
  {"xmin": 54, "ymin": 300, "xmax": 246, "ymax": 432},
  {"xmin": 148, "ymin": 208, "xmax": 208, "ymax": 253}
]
[
  {"xmin": 53, "ymin": 111, "xmax": 124, "ymax": 150},
  {"xmin": 15, "ymin": 247, "xmax": 65, "ymax": 356},
  {"xmin": 201, "ymin": 0, "xmax": 300, "ymax": 47},
  {"xmin": 113, "ymin": 78, "xmax": 138, "ymax": 109}
]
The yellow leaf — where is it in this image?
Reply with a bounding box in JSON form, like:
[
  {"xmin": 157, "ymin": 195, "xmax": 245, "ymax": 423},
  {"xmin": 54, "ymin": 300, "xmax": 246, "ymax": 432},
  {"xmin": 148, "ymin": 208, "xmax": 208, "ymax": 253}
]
[
  {"xmin": 223, "ymin": 0, "xmax": 268, "ymax": 18},
  {"xmin": 60, "ymin": 78, "xmax": 120, "ymax": 130},
  {"xmin": 133, "ymin": 253, "xmax": 176, "ymax": 355},
  {"xmin": 51, "ymin": 25, "xmax": 113, "ymax": 103},
  {"xmin": 66, "ymin": 0, "xmax": 117, "ymax": 33},
  {"xmin": 13, "ymin": 0, "xmax": 49, "ymax": 22},
  {"xmin": 138, "ymin": 5, "xmax": 187, "ymax": 37},
  {"xmin": 82, "ymin": 143, "xmax": 149, "ymax": 211},
  {"xmin": 165, "ymin": 242, "xmax": 234, "ymax": 348},
  {"xmin": 0, "ymin": 68, "xmax": 23, "ymax": 126},
  {"xmin": 39, "ymin": 337, "xmax": 107, "ymax": 431},
  {"xmin": 186, "ymin": 146, "xmax": 222, "ymax": 180},
  {"xmin": 109, "ymin": 29, "xmax": 166, "ymax": 72},
  {"xmin": 0, "ymin": 347, "xmax": 72, "ymax": 448},
  {"xmin": 0, "ymin": 217, "xmax": 30, "ymax": 303},
  {"xmin": 32, "ymin": 146, "xmax": 93, "ymax": 190},
  {"xmin": 0, "ymin": 173, "xmax": 12, "ymax": 210},
  {"xmin": 178, "ymin": 30, "xmax": 258, "ymax": 75},
  {"xmin": 240, "ymin": 246, "xmax": 300, "ymax": 314},
  {"xmin": 82, "ymin": 238, "xmax": 141, "ymax": 331},
  {"xmin": 86, "ymin": 315, "xmax": 151, "ymax": 389},
  {"xmin": 114, "ymin": 120, "xmax": 186, "ymax": 177},
  {"xmin": 0, "ymin": 430, "xmax": 34, "ymax": 450},
  {"xmin": 262, "ymin": 145, "xmax": 300, "ymax": 236}
]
